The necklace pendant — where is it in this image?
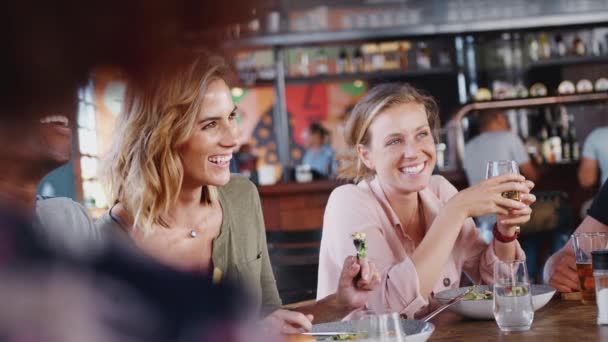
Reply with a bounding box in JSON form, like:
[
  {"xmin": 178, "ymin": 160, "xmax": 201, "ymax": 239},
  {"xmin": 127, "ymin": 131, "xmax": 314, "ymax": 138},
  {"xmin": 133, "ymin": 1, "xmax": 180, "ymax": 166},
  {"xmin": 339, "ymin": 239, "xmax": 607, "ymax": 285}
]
[{"xmin": 190, "ymin": 230, "xmax": 197, "ymax": 238}]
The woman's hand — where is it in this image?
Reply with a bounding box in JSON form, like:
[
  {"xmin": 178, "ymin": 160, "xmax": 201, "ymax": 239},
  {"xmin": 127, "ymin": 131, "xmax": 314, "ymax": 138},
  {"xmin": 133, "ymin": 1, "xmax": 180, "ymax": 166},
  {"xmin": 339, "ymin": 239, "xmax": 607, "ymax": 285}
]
[
  {"xmin": 335, "ymin": 256, "xmax": 381, "ymax": 310},
  {"xmin": 262, "ymin": 309, "xmax": 313, "ymax": 334},
  {"xmin": 496, "ymin": 180, "xmax": 536, "ymax": 236},
  {"xmin": 447, "ymin": 173, "xmax": 528, "ymax": 219}
]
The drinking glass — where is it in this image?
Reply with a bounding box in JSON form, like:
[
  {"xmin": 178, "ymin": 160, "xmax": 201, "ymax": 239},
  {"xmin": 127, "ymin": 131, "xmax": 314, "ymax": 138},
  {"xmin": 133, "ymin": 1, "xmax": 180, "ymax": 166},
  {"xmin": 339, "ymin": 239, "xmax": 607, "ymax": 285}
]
[
  {"xmin": 572, "ymin": 232, "xmax": 608, "ymax": 304},
  {"xmin": 493, "ymin": 259, "xmax": 534, "ymax": 332},
  {"xmin": 354, "ymin": 311, "xmax": 404, "ymax": 342},
  {"xmin": 486, "ymin": 160, "xmax": 521, "ymax": 201}
]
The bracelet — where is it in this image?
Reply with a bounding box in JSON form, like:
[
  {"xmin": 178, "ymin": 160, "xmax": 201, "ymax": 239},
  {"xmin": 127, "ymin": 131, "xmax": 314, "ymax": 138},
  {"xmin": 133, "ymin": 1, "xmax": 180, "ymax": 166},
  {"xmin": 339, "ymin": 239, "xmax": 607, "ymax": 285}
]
[{"xmin": 493, "ymin": 223, "xmax": 520, "ymax": 243}]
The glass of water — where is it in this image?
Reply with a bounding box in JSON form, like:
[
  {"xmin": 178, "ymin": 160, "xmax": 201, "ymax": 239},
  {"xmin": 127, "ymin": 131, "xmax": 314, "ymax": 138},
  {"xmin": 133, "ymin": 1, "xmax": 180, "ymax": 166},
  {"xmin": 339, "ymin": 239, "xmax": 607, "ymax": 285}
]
[
  {"xmin": 493, "ymin": 259, "xmax": 534, "ymax": 332},
  {"xmin": 354, "ymin": 311, "xmax": 404, "ymax": 342},
  {"xmin": 486, "ymin": 160, "xmax": 521, "ymax": 201}
]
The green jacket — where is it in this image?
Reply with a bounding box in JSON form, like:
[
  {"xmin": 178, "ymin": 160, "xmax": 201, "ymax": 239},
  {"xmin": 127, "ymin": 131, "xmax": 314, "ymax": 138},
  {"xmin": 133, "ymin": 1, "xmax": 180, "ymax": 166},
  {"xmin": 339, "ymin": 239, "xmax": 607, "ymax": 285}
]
[{"xmin": 95, "ymin": 175, "xmax": 282, "ymax": 315}]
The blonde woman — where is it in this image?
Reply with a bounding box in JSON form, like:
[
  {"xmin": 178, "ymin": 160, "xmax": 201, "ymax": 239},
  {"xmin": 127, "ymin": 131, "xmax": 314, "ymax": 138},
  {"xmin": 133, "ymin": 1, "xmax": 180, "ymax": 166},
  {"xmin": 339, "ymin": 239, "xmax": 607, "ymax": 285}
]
[
  {"xmin": 97, "ymin": 50, "xmax": 380, "ymax": 333},
  {"xmin": 317, "ymin": 83, "xmax": 535, "ymax": 319}
]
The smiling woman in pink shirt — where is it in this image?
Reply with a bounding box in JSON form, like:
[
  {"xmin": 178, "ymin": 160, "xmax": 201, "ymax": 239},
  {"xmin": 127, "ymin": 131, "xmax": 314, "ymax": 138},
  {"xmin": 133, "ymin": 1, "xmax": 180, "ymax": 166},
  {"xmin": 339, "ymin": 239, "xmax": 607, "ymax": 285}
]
[{"xmin": 317, "ymin": 83, "xmax": 536, "ymax": 319}]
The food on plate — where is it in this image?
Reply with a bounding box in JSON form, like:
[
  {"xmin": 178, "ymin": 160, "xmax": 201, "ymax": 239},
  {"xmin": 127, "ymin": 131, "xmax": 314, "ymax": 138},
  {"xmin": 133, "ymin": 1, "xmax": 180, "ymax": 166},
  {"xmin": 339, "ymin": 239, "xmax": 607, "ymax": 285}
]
[
  {"xmin": 461, "ymin": 285, "xmax": 528, "ymax": 300},
  {"xmin": 462, "ymin": 288, "xmax": 493, "ymax": 300},
  {"xmin": 331, "ymin": 334, "xmax": 357, "ymax": 341},
  {"xmin": 284, "ymin": 333, "xmax": 316, "ymax": 342},
  {"xmin": 504, "ymin": 285, "xmax": 529, "ymax": 297},
  {"xmin": 352, "ymin": 232, "xmax": 367, "ymax": 260}
]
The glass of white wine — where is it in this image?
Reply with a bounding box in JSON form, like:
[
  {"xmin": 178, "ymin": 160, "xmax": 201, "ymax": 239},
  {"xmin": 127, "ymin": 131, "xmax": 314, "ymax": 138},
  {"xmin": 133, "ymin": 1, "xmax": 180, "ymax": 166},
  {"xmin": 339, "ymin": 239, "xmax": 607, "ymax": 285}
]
[{"xmin": 486, "ymin": 160, "xmax": 520, "ymax": 201}]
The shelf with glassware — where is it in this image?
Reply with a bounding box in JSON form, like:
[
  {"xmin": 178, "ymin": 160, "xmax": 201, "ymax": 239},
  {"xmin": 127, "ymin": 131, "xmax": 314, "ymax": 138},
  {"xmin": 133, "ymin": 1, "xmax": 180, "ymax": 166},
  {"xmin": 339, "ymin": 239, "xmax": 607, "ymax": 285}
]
[
  {"xmin": 467, "ymin": 26, "xmax": 608, "ymax": 103},
  {"xmin": 232, "ymin": 40, "xmax": 457, "ymax": 88}
]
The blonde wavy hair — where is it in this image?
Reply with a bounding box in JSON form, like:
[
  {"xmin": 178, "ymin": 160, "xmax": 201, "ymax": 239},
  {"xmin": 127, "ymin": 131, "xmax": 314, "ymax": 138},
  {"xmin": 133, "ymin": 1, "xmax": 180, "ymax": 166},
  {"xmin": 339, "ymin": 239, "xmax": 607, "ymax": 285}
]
[
  {"xmin": 103, "ymin": 50, "xmax": 229, "ymax": 234},
  {"xmin": 338, "ymin": 83, "xmax": 440, "ymax": 182}
]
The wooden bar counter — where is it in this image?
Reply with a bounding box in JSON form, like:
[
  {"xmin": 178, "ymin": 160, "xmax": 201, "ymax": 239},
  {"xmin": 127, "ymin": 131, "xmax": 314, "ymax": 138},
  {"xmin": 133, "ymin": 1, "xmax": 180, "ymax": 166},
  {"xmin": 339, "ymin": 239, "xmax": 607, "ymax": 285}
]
[
  {"xmin": 430, "ymin": 299, "xmax": 608, "ymax": 341},
  {"xmin": 258, "ymin": 180, "xmax": 344, "ymax": 232}
]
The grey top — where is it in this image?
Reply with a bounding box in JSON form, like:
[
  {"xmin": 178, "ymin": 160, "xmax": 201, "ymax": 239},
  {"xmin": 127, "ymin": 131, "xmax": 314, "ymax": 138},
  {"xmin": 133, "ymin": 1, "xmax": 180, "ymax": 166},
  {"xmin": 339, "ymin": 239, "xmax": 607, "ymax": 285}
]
[
  {"xmin": 35, "ymin": 197, "xmax": 105, "ymax": 259},
  {"xmin": 95, "ymin": 175, "xmax": 282, "ymax": 315},
  {"xmin": 582, "ymin": 126, "xmax": 608, "ymax": 186},
  {"xmin": 463, "ymin": 131, "xmax": 530, "ymax": 187}
]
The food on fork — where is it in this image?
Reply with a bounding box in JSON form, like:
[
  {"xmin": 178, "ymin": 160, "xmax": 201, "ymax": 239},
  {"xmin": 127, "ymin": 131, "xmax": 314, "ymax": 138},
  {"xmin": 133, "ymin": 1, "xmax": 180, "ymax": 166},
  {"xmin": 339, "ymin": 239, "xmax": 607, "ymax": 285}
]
[{"xmin": 351, "ymin": 232, "xmax": 367, "ymax": 260}]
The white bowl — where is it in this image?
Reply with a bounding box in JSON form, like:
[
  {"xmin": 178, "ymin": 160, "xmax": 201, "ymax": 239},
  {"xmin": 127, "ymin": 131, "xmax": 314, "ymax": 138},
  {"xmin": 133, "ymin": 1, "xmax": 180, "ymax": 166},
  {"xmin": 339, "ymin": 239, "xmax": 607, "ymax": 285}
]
[{"xmin": 434, "ymin": 284, "xmax": 556, "ymax": 320}]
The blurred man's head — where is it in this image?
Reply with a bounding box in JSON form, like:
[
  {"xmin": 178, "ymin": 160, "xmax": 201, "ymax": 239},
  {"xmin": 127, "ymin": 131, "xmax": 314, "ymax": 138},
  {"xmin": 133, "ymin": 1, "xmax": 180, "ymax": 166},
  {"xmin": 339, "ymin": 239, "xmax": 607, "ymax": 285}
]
[
  {"xmin": 307, "ymin": 123, "xmax": 329, "ymax": 149},
  {"xmin": 478, "ymin": 109, "xmax": 509, "ymax": 132},
  {"xmin": 0, "ymin": 0, "xmax": 185, "ymax": 177}
]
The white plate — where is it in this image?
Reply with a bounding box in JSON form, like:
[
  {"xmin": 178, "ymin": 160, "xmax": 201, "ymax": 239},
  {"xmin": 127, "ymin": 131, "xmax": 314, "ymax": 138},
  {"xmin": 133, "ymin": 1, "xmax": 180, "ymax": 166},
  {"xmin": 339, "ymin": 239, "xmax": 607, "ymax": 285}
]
[
  {"xmin": 435, "ymin": 284, "xmax": 556, "ymax": 320},
  {"xmin": 311, "ymin": 318, "xmax": 434, "ymax": 342}
]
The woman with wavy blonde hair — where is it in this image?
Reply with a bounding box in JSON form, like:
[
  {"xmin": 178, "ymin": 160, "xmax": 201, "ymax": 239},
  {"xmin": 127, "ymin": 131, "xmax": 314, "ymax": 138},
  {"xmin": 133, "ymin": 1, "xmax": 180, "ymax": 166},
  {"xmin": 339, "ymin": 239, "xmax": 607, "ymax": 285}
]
[
  {"xmin": 317, "ymin": 83, "xmax": 536, "ymax": 319},
  {"xmin": 97, "ymin": 49, "xmax": 381, "ymax": 333}
]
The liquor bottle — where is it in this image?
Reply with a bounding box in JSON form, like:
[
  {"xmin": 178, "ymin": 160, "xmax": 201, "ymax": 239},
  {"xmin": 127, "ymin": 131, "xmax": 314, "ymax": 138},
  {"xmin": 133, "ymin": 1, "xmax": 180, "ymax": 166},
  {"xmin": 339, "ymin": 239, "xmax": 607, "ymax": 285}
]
[
  {"xmin": 528, "ymin": 34, "xmax": 540, "ymax": 61},
  {"xmin": 351, "ymin": 47, "xmax": 363, "ymax": 73},
  {"xmin": 571, "ymin": 126, "xmax": 580, "ymax": 161},
  {"xmin": 539, "ymin": 126, "xmax": 552, "ymax": 164},
  {"xmin": 315, "ymin": 48, "xmax": 329, "ymax": 75},
  {"xmin": 538, "ymin": 33, "xmax": 552, "ymax": 59},
  {"xmin": 549, "ymin": 124, "xmax": 563, "ymax": 164},
  {"xmin": 573, "ymin": 36, "xmax": 587, "ymax": 56},
  {"xmin": 561, "ymin": 126, "xmax": 571, "ymax": 162},
  {"xmin": 336, "ymin": 48, "xmax": 348, "ymax": 74},
  {"xmin": 399, "ymin": 41, "xmax": 410, "ymax": 70},
  {"xmin": 416, "ymin": 42, "xmax": 432, "ymax": 69},
  {"xmin": 555, "ymin": 34, "xmax": 567, "ymax": 57}
]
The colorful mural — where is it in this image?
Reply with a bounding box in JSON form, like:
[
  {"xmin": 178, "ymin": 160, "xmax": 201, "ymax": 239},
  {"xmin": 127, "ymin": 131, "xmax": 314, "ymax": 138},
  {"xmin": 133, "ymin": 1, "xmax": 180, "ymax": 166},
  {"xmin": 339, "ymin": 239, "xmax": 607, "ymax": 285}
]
[{"xmin": 234, "ymin": 82, "xmax": 367, "ymax": 182}]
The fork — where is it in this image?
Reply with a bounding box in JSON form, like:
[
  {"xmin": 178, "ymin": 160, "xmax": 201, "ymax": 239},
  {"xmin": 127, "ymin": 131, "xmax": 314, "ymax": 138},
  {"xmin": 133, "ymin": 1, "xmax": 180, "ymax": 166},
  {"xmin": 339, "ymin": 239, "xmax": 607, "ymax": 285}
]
[{"xmin": 421, "ymin": 287, "xmax": 475, "ymax": 322}]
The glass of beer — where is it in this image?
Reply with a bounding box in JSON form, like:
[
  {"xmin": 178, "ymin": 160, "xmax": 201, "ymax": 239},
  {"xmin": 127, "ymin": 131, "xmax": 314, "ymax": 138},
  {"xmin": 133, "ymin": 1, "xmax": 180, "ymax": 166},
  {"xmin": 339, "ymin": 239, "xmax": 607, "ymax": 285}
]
[
  {"xmin": 486, "ymin": 160, "xmax": 520, "ymax": 201},
  {"xmin": 572, "ymin": 232, "xmax": 608, "ymax": 304}
]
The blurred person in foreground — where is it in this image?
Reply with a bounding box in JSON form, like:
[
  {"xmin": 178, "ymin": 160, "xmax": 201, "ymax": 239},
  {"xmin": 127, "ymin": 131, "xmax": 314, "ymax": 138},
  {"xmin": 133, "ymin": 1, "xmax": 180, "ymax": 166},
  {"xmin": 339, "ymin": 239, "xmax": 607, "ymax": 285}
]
[
  {"xmin": 317, "ymin": 83, "xmax": 535, "ymax": 319},
  {"xmin": 301, "ymin": 122, "xmax": 336, "ymax": 179},
  {"xmin": 543, "ymin": 180, "xmax": 608, "ymax": 292},
  {"xmin": 0, "ymin": 1, "xmax": 262, "ymax": 341},
  {"xmin": 463, "ymin": 109, "xmax": 538, "ymax": 242},
  {"xmin": 97, "ymin": 50, "xmax": 380, "ymax": 333}
]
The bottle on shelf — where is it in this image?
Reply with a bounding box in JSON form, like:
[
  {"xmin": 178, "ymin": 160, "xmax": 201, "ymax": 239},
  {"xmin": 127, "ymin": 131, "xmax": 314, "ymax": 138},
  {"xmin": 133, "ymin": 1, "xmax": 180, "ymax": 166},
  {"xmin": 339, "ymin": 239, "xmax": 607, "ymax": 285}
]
[
  {"xmin": 528, "ymin": 34, "xmax": 540, "ymax": 62},
  {"xmin": 351, "ymin": 46, "xmax": 364, "ymax": 73},
  {"xmin": 549, "ymin": 124, "xmax": 563, "ymax": 164},
  {"xmin": 539, "ymin": 125, "xmax": 553, "ymax": 165},
  {"xmin": 294, "ymin": 48, "xmax": 310, "ymax": 77},
  {"xmin": 315, "ymin": 48, "xmax": 329, "ymax": 75},
  {"xmin": 399, "ymin": 41, "xmax": 410, "ymax": 70},
  {"xmin": 538, "ymin": 32, "xmax": 552, "ymax": 59},
  {"xmin": 573, "ymin": 35, "xmax": 587, "ymax": 56},
  {"xmin": 555, "ymin": 34, "xmax": 567, "ymax": 57},
  {"xmin": 570, "ymin": 126, "xmax": 581, "ymax": 161},
  {"xmin": 336, "ymin": 48, "xmax": 348, "ymax": 74},
  {"xmin": 559, "ymin": 106, "xmax": 571, "ymax": 163},
  {"xmin": 416, "ymin": 41, "xmax": 432, "ymax": 69},
  {"xmin": 561, "ymin": 125, "xmax": 571, "ymax": 162}
]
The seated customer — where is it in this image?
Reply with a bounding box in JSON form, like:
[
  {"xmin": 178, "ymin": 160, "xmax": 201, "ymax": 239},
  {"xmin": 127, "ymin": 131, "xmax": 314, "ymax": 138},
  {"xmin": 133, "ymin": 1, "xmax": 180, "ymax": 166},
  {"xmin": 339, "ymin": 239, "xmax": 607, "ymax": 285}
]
[
  {"xmin": 543, "ymin": 180, "xmax": 608, "ymax": 292},
  {"xmin": 317, "ymin": 83, "xmax": 535, "ymax": 319},
  {"xmin": 301, "ymin": 122, "xmax": 336, "ymax": 179},
  {"xmin": 98, "ymin": 50, "xmax": 380, "ymax": 332},
  {"xmin": 579, "ymin": 125, "xmax": 608, "ymax": 189}
]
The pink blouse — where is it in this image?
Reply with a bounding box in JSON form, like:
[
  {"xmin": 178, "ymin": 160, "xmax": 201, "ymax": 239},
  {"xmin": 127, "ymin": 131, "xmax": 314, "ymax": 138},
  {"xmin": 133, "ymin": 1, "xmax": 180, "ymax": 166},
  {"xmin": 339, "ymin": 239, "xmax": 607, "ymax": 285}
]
[{"xmin": 316, "ymin": 175, "xmax": 524, "ymax": 319}]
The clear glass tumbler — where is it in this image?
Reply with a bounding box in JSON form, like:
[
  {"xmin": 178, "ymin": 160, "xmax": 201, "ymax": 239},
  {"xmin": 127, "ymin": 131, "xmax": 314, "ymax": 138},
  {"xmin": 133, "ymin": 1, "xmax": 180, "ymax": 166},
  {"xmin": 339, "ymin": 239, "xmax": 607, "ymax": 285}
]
[{"xmin": 493, "ymin": 259, "xmax": 534, "ymax": 332}]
